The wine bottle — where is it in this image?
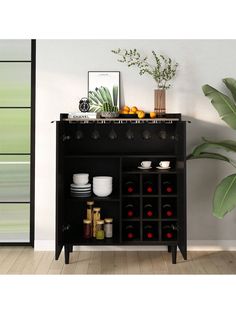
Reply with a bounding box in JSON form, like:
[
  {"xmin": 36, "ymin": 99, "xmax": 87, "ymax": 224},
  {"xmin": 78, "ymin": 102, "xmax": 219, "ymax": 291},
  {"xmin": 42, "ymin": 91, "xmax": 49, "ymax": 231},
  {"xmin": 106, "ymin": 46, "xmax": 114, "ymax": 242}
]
[
  {"xmin": 125, "ymin": 204, "xmax": 135, "ymax": 218},
  {"xmin": 125, "ymin": 181, "xmax": 135, "ymax": 194},
  {"xmin": 162, "ymin": 224, "xmax": 177, "ymax": 240},
  {"xmin": 143, "ymin": 203, "xmax": 154, "ymax": 218},
  {"xmin": 143, "ymin": 180, "xmax": 154, "ymax": 194},
  {"xmin": 125, "ymin": 224, "xmax": 136, "ymax": 240},
  {"xmin": 162, "ymin": 180, "xmax": 174, "ymax": 194},
  {"xmin": 143, "ymin": 224, "xmax": 154, "ymax": 239},
  {"xmin": 162, "ymin": 203, "xmax": 174, "ymax": 218}
]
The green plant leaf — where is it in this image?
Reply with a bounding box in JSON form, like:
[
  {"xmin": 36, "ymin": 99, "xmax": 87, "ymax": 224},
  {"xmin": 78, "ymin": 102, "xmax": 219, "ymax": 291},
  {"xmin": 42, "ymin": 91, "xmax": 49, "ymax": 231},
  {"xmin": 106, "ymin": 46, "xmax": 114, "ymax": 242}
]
[
  {"xmin": 213, "ymin": 173, "xmax": 236, "ymax": 218},
  {"xmin": 102, "ymin": 87, "xmax": 113, "ymax": 106},
  {"xmin": 202, "ymin": 84, "xmax": 236, "ymax": 129},
  {"xmin": 187, "ymin": 152, "xmax": 232, "ymax": 164},
  {"xmin": 223, "ymin": 78, "xmax": 236, "ymax": 103},
  {"xmin": 191, "ymin": 138, "xmax": 236, "ymax": 156},
  {"xmin": 113, "ymin": 85, "xmax": 118, "ymax": 108},
  {"xmin": 96, "ymin": 87, "xmax": 107, "ymax": 104}
]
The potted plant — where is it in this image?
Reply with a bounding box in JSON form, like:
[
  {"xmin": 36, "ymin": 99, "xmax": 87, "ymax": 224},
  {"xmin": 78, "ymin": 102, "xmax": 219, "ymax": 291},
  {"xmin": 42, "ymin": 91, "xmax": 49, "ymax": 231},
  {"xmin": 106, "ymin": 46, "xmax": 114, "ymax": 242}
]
[
  {"xmin": 111, "ymin": 48, "xmax": 178, "ymax": 115},
  {"xmin": 188, "ymin": 78, "xmax": 236, "ymax": 218},
  {"xmin": 89, "ymin": 85, "xmax": 119, "ymax": 117}
]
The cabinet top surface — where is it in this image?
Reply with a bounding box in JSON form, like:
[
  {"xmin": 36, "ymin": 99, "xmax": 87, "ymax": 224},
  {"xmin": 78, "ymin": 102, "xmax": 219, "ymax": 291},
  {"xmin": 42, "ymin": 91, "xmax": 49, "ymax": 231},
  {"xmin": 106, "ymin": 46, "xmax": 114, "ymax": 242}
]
[{"xmin": 55, "ymin": 113, "xmax": 189, "ymax": 124}]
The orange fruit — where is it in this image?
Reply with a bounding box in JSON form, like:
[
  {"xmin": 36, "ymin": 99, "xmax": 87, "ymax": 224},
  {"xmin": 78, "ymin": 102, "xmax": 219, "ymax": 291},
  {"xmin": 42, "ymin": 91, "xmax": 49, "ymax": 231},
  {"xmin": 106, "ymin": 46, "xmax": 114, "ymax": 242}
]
[
  {"xmin": 123, "ymin": 105, "xmax": 130, "ymax": 111},
  {"xmin": 150, "ymin": 112, "xmax": 157, "ymax": 119},
  {"xmin": 128, "ymin": 111, "xmax": 135, "ymax": 114},
  {"xmin": 138, "ymin": 111, "xmax": 145, "ymax": 119},
  {"xmin": 120, "ymin": 110, "xmax": 129, "ymax": 114},
  {"xmin": 130, "ymin": 106, "xmax": 138, "ymax": 113}
]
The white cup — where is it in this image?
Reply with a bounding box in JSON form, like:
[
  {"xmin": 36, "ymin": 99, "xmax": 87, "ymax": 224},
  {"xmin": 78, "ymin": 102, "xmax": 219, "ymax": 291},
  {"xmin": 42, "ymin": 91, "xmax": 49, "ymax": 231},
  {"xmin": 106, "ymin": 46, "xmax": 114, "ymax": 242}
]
[
  {"xmin": 73, "ymin": 173, "xmax": 89, "ymax": 185},
  {"xmin": 159, "ymin": 161, "xmax": 170, "ymax": 168},
  {"xmin": 141, "ymin": 161, "xmax": 152, "ymax": 168}
]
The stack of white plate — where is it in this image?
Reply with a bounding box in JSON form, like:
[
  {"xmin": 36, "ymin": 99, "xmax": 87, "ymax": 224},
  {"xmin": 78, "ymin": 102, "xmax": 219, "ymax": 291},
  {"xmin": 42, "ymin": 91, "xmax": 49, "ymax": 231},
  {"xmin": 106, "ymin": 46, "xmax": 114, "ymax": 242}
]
[
  {"xmin": 93, "ymin": 176, "xmax": 113, "ymax": 197},
  {"xmin": 70, "ymin": 173, "xmax": 91, "ymax": 197},
  {"xmin": 70, "ymin": 183, "xmax": 91, "ymax": 197}
]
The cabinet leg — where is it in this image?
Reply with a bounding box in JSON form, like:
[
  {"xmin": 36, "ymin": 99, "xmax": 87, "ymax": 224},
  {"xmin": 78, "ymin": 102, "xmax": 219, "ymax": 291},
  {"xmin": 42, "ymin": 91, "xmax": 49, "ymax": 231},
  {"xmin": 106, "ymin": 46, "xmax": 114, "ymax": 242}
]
[
  {"xmin": 167, "ymin": 246, "xmax": 171, "ymax": 253},
  {"xmin": 64, "ymin": 245, "xmax": 70, "ymax": 264},
  {"xmin": 171, "ymin": 245, "xmax": 177, "ymax": 264}
]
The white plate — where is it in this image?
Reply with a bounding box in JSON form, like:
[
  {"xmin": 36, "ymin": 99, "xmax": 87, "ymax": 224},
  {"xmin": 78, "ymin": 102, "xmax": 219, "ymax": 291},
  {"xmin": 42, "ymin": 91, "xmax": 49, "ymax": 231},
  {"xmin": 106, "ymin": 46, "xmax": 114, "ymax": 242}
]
[
  {"xmin": 70, "ymin": 187, "xmax": 91, "ymax": 191},
  {"xmin": 71, "ymin": 194, "xmax": 91, "ymax": 198},
  {"xmin": 70, "ymin": 183, "xmax": 91, "ymax": 188},
  {"xmin": 70, "ymin": 190, "xmax": 91, "ymax": 194},
  {"xmin": 156, "ymin": 166, "xmax": 171, "ymax": 170},
  {"xmin": 138, "ymin": 166, "xmax": 152, "ymax": 170}
]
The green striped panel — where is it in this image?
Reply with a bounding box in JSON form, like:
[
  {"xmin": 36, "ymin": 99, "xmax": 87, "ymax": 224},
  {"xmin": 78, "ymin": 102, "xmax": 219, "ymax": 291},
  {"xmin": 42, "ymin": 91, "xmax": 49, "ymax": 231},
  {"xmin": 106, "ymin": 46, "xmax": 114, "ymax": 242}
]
[
  {"xmin": 0, "ymin": 155, "xmax": 30, "ymax": 202},
  {"xmin": 0, "ymin": 203, "xmax": 30, "ymax": 242},
  {"xmin": 0, "ymin": 63, "xmax": 31, "ymax": 107},
  {"xmin": 0, "ymin": 108, "xmax": 30, "ymax": 153}
]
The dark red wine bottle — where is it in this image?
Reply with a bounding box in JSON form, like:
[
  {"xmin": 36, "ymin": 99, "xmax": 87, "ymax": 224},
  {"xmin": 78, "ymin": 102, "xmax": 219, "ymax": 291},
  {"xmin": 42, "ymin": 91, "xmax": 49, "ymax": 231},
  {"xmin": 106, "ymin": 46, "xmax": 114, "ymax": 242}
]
[
  {"xmin": 144, "ymin": 204, "xmax": 154, "ymax": 218},
  {"xmin": 143, "ymin": 181, "xmax": 154, "ymax": 194},
  {"xmin": 162, "ymin": 181, "xmax": 174, "ymax": 194},
  {"xmin": 125, "ymin": 204, "xmax": 135, "ymax": 218},
  {"xmin": 125, "ymin": 181, "xmax": 135, "ymax": 194},
  {"xmin": 162, "ymin": 204, "xmax": 174, "ymax": 218},
  {"xmin": 162, "ymin": 224, "xmax": 177, "ymax": 240},
  {"xmin": 125, "ymin": 225, "xmax": 135, "ymax": 240},
  {"xmin": 143, "ymin": 225, "xmax": 154, "ymax": 239}
]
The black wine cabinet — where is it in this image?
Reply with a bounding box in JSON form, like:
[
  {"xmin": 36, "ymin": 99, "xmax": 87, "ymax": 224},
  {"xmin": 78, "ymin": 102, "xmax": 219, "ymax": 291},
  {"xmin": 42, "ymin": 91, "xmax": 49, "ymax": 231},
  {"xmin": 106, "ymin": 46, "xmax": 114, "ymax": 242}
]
[{"xmin": 55, "ymin": 114, "xmax": 187, "ymax": 264}]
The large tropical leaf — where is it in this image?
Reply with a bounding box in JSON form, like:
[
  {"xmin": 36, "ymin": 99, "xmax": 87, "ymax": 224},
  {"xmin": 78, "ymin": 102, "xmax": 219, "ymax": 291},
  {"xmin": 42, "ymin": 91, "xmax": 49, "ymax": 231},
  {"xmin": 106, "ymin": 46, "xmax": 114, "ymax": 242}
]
[
  {"xmin": 202, "ymin": 84, "xmax": 236, "ymax": 129},
  {"xmin": 223, "ymin": 77, "xmax": 236, "ymax": 103},
  {"xmin": 213, "ymin": 173, "xmax": 236, "ymax": 218},
  {"xmin": 191, "ymin": 138, "xmax": 236, "ymax": 156},
  {"xmin": 187, "ymin": 152, "xmax": 232, "ymax": 164}
]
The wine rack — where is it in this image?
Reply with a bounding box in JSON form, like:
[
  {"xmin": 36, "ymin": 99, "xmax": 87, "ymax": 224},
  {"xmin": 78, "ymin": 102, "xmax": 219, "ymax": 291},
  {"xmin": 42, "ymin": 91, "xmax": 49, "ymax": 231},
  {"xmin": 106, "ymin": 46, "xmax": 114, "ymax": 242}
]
[{"xmin": 55, "ymin": 114, "xmax": 187, "ymax": 264}]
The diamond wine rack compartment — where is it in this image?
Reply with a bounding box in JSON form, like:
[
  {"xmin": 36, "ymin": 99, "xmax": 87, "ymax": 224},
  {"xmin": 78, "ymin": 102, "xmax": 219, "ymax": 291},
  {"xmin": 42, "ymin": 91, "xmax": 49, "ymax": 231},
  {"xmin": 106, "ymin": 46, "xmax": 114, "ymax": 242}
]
[{"xmin": 55, "ymin": 114, "xmax": 187, "ymax": 264}]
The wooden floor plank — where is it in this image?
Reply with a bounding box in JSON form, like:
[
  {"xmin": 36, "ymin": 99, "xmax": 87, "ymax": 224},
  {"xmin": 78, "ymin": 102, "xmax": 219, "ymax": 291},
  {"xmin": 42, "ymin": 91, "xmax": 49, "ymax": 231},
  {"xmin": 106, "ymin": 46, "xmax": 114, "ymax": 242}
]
[
  {"xmin": 1, "ymin": 247, "xmax": 236, "ymax": 275},
  {"xmin": 34, "ymin": 252, "xmax": 54, "ymax": 274},
  {"xmin": 191, "ymin": 251, "xmax": 219, "ymax": 274},
  {"xmin": 188, "ymin": 252, "xmax": 207, "ymax": 274},
  {"xmin": 150, "ymin": 251, "xmax": 168, "ymax": 274},
  {"xmin": 62, "ymin": 252, "xmax": 80, "ymax": 274},
  {"xmin": 162, "ymin": 251, "xmax": 183, "ymax": 274},
  {"xmin": 75, "ymin": 251, "xmax": 91, "ymax": 274},
  {"xmin": 47, "ymin": 251, "xmax": 64, "ymax": 274},
  {"xmin": 21, "ymin": 251, "xmax": 44, "ymax": 274},
  {"xmin": 87, "ymin": 251, "xmax": 102, "ymax": 274},
  {"xmin": 114, "ymin": 251, "xmax": 127, "ymax": 274},
  {"xmin": 127, "ymin": 251, "xmax": 140, "ymax": 274},
  {"xmin": 138, "ymin": 251, "xmax": 154, "ymax": 274},
  {"xmin": 101, "ymin": 251, "xmax": 115, "ymax": 274},
  {"xmin": 0, "ymin": 247, "xmax": 24, "ymax": 274}
]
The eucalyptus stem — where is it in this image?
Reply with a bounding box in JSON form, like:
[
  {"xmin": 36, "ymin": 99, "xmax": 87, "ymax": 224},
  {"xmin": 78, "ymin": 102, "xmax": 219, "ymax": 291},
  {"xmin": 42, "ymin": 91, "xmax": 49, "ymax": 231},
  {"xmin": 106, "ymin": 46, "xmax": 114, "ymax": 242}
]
[{"xmin": 112, "ymin": 48, "xmax": 178, "ymax": 90}]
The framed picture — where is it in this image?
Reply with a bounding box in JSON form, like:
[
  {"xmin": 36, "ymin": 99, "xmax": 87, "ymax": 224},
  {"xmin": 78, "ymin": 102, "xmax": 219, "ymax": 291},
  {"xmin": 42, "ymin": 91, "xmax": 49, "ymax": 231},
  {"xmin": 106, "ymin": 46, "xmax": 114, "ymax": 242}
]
[{"xmin": 88, "ymin": 71, "xmax": 120, "ymax": 112}]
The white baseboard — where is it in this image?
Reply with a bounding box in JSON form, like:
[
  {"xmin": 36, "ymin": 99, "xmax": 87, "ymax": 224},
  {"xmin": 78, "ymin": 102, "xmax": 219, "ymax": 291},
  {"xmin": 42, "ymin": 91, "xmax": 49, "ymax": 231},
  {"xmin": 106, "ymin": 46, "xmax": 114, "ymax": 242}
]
[{"xmin": 34, "ymin": 240, "xmax": 236, "ymax": 251}]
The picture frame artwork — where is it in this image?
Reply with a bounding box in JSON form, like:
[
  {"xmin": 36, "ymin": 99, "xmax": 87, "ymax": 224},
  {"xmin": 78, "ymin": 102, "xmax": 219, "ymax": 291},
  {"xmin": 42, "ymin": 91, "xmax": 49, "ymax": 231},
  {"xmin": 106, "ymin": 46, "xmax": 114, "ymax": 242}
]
[{"xmin": 88, "ymin": 71, "xmax": 120, "ymax": 112}]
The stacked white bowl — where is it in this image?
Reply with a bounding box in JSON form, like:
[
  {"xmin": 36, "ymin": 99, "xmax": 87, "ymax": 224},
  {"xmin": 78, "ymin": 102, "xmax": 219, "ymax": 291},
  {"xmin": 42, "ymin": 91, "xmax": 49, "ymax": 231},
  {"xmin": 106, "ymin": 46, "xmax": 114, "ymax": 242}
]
[
  {"xmin": 70, "ymin": 173, "xmax": 91, "ymax": 197},
  {"xmin": 93, "ymin": 176, "xmax": 113, "ymax": 197}
]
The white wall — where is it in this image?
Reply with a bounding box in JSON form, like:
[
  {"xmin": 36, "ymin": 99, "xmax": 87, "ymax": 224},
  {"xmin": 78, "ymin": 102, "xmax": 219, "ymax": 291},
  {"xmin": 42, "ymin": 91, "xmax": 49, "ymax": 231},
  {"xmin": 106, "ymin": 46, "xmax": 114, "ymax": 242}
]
[{"xmin": 35, "ymin": 40, "xmax": 236, "ymax": 249}]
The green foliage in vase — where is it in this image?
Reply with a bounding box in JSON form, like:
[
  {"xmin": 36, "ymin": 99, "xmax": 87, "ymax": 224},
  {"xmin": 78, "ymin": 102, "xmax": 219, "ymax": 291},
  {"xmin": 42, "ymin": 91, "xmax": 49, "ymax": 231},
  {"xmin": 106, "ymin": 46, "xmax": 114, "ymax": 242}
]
[
  {"xmin": 111, "ymin": 48, "xmax": 178, "ymax": 89},
  {"xmin": 89, "ymin": 85, "xmax": 118, "ymax": 112},
  {"xmin": 188, "ymin": 78, "xmax": 236, "ymax": 218}
]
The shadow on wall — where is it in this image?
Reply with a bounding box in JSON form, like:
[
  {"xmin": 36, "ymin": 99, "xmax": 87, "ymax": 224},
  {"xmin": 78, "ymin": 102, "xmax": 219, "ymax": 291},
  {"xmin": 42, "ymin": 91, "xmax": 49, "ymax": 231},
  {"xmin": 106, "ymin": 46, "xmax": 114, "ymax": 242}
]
[{"xmin": 183, "ymin": 115, "xmax": 236, "ymax": 240}]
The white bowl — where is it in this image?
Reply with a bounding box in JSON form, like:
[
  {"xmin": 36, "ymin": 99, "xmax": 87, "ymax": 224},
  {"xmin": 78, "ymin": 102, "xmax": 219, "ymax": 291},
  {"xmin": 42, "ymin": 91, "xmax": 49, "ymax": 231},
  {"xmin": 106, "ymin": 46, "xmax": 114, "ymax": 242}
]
[
  {"xmin": 73, "ymin": 173, "xmax": 89, "ymax": 185},
  {"xmin": 93, "ymin": 187, "xmax": 112, "ymax": 197},
  {"xmin": 93, "ymin": 176, "xmax": 112, "ymax": 182}
]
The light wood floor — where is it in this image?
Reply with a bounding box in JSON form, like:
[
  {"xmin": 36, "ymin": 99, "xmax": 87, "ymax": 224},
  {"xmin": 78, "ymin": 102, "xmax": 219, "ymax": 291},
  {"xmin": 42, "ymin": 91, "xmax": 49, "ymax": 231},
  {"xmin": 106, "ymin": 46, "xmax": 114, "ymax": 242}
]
[{"xmin": 0, "ymin": 247, "xmax": 236, "ymax": 274}]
